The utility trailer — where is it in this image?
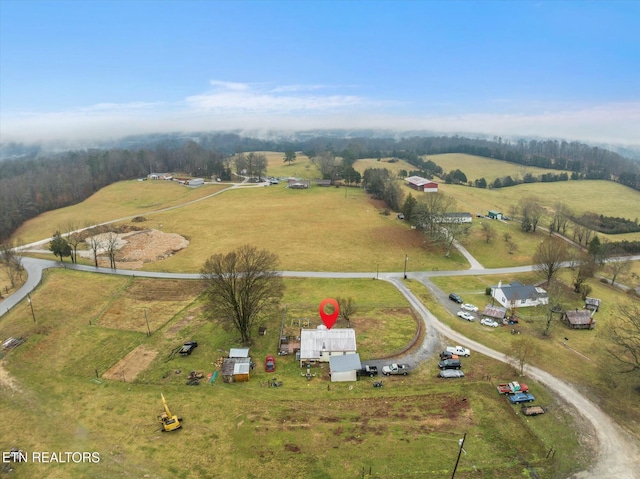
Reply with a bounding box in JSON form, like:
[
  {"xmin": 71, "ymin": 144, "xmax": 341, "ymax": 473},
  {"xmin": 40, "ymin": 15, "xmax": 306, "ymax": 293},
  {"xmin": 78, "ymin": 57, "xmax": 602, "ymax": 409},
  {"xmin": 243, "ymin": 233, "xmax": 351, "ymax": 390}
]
[{"xmin": 521, "ymin": 405, "xmax": 545, "ymax": 416}]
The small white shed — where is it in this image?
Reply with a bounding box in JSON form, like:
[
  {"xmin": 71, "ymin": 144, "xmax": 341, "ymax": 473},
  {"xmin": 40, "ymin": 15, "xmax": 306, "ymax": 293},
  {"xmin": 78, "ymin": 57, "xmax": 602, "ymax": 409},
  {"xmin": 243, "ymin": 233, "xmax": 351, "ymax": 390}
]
[{"xmin": 188, "ymin": 178, "xmax": 204, "ymax": 186}]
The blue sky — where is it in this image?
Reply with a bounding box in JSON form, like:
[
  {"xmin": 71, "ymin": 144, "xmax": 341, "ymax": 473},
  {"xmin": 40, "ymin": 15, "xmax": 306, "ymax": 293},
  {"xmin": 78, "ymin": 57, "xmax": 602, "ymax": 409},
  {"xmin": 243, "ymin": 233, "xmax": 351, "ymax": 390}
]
[{"xmin": 1, "ymin": 0, "xmax": 638, "ymax": 144}]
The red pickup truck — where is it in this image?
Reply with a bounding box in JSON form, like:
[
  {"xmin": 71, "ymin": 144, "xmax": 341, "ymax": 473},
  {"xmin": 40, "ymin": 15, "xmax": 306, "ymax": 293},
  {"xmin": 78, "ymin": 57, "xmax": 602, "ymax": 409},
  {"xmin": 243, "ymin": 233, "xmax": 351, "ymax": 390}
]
[{"xmin": 497, "ymin": 381, "xmax": 529, "ymax": 395}]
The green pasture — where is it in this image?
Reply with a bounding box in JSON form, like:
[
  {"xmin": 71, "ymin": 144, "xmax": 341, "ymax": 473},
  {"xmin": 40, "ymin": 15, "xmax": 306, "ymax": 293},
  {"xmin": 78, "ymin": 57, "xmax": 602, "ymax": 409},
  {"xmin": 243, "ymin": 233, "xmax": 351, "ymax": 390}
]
[
  {"xmin": 0, "ymin": 270, "xmax": 587, "ymax": 479},
  {"xmin": 261, "ymin": 150, "xmax": 319, "ymax": 179},
  {"xmin": 426, "ymin": 153, "xmax": 570, "ymax": 184}
]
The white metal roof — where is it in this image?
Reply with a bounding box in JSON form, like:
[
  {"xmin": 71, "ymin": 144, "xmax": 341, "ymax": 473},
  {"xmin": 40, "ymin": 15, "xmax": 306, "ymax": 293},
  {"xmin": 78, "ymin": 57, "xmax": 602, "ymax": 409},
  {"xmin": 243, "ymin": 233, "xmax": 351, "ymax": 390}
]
[
  {"xmin": 229, "ymin": 348, "xmax": 250, "ymax": 358},
  {"xmin": 299, "ymin": 328, "xmax": 357, "ymax": 359}
]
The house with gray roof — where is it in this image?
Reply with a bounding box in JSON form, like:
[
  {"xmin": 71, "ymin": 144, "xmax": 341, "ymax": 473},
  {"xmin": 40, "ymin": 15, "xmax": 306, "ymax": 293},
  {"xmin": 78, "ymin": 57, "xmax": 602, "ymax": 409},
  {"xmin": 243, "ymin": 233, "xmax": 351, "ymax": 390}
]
[{"xmin": 491, "ymin": 281, "xmax": 548, "ymax": 308}]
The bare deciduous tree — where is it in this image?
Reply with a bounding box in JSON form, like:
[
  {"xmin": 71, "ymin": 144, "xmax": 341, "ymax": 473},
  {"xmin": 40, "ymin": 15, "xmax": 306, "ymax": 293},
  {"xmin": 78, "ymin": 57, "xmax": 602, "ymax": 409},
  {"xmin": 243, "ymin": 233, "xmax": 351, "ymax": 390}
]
[
  {"xmin": 519, "ymin": 196, "xmax": 543, "ymax": 233},
  {"xmin": 201, "ymin": 245, "xmax": 284, "ymax": 344},
  {"xmin": 481, "ymin": 222, "xmax": 496, "ymax": 244},
  {"xmin": 573, "ymin": 252, "xmax": 596, "ymax": 295},
  {"xmin": 86, "ymin": 226, "xmax": 105, "ymax": 267},
  {"xmin": 1, "ymin": 241, "xmax": 23, "ymax": 288},
  {"xmin": 104, "ymin": 231, "xmax": 120, "ymax": 269},
  {"xmin": 606, "ymin": 256, "xmax": 633, "ymax": 287},
  {"xmin": 312, "ymin": 151, "xmax": 338, "ymax": 180},
  {"xmin": 337, "ymin": 297, "xmax": 357, "ymax": 328},
  {"xmin": 64, "ymin": 222, "xmax": 82, "ymax": 264},
  {"xmin": 606, "ymin": 302, "xmax": 640, "ymax": 376},
  {"xmin": 507, "ymin": 336, "xmax": 540, "ymax": 376},
  {"xmin": 533, "ymin": 238, "xmax": 569, "ymax": 285}
]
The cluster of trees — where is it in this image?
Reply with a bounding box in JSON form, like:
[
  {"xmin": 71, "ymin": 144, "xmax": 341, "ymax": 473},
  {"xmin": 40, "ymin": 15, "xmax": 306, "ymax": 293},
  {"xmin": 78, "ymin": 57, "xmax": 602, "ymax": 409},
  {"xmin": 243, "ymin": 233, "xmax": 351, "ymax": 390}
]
[
  {"xmin": 570, "ymin": 213, "xmax": 640, "ymax": 235},
  {"xmin": 233, "ymin": 152, "xmax": 267, "ymax": 179},
  {"xmin": 403, "ymin": 192, "xmax": 471, "ymax": 256},
  {"xmin": 362, "ymin": 168, "xmax": 401, "ymax": 211}
]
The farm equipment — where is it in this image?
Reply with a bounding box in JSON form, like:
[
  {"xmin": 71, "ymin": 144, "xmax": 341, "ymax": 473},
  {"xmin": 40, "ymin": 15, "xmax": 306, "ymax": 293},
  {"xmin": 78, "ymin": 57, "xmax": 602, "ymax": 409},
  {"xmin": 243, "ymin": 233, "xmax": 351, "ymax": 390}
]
[
  {"xmin": 157, "ymin": 393, "xmax": 182, "ymax": 432},
  {"xmin": 186, "ymin": 371, "xmax": 204, "ymax": 385}
]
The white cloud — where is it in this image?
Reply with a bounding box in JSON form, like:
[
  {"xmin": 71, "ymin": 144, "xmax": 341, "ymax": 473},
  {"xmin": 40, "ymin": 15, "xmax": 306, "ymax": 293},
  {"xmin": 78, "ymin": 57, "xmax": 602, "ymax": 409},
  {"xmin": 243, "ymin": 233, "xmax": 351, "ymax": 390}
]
[{"xmin": 185, "ymin": 80, "xmax": 366, "ymax": 112}]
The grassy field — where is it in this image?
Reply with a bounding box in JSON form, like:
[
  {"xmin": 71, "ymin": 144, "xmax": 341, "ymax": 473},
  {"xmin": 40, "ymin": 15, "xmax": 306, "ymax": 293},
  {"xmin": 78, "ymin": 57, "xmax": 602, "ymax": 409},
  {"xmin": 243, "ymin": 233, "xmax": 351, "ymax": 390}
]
[
  {"xmin": 426, "ymin": 153, "xmax": 570, "ymax": 184},
  {"xmin": 0, "ymin": 270, "xmax": 588, "ymax": 479},
  {"xmin": 19, "ymin": 182, "xmax": 467, "ymax": 273},
  {"xmin": 438, "ymin": 180, "xmax": 640, "ymax": 243},
  {"xmin": 353, "ymin": 157, "xmax": 417, "ymax": 176}
]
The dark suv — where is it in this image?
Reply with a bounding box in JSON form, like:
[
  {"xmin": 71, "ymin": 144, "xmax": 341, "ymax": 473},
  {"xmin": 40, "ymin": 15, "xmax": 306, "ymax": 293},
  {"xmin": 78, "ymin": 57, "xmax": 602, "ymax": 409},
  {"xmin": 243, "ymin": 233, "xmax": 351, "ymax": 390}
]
[
  {"xmin": 449, "ymin": 293, "xmax": 463, "ymax": 304},
  {"xmin": 438, "ymin": 359, "xmax": 462, "ymax": 370}
]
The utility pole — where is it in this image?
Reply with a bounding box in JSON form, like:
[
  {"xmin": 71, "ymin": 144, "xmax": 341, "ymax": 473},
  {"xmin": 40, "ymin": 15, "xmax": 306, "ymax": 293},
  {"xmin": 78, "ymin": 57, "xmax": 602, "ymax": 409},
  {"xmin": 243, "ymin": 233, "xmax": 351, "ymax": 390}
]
[
  {"xmin": 451, "ymin": 432, "xmax": 467, "ymax": 479},
  {"xmin": 144, "ymin": 309, "xmax": 151, "ymax": 336},
  {"xmin": 27, "ymin": 293, "xmax": 36, "ymax": 323},
  {"xmin": 403, "ymin": 255, "xmax": 408, "ymax": 280}
]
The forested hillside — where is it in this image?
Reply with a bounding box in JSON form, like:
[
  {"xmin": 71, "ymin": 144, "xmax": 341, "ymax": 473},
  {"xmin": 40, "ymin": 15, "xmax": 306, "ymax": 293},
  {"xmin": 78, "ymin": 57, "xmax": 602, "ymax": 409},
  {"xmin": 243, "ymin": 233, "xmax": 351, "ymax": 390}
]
[{"xmin": 1, "ymin": 132, "xmax": 639, "ymax": 242}]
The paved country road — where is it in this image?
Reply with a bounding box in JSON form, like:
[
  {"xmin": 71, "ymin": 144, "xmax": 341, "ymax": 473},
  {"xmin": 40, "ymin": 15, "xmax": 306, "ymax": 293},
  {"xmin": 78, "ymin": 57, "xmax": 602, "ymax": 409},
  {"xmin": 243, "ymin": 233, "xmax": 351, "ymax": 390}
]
[{"xmin": 2, "ymin": 257, "xmax": 640, "ymax": 478}]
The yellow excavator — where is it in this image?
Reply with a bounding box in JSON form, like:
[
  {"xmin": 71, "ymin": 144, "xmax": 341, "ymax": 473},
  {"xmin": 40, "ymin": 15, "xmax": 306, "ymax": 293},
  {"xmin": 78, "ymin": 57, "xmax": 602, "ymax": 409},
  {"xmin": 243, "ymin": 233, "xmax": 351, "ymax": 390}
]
[{"xmin": 158, "ymin": 393, "xmax": 182, "ymax": 432}]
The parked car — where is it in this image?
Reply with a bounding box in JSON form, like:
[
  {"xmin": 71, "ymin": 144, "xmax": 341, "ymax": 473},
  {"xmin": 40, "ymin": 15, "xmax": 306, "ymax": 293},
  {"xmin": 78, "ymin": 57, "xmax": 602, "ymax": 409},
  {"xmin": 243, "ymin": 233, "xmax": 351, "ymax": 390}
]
[
  {"xmin": 265, "ymin": 355, "xmax": 276, "ymax": 373},
  {"xmin": 438, "ymin": 359, "xmax": 462, "ymax": 370},
  {"xmin": 508, "ymin": 392, "xmax": 535, "ymax": 404},
  {"xmin": 457, "ymin": 311, "xmax": 475, "ymax": 321},
  {"xmin": 438, "ymin": 369, "xmax": 465, "ymax": 379},
  {"xmin": 480, "ymin": 318, "xmax": 499, "ymax": 328},
  {"xmin": 449, "ymin": 293, "xmax": 463, "ymax": 304},
  {"xmin": 460, "ymin": 303, "xmax": 479, "ymax": 312}
]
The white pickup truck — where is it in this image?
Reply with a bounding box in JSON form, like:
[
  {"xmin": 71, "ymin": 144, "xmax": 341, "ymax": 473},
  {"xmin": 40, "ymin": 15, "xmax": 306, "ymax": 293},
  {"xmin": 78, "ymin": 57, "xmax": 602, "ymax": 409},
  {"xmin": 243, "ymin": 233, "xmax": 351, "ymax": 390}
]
[
  {"xmin": 446, "ymin": 346, "xmax": 470, "ymax": 357},
  {"xmin": 382, "ymin": 363, "xmax": 410, "ymax": 376}
]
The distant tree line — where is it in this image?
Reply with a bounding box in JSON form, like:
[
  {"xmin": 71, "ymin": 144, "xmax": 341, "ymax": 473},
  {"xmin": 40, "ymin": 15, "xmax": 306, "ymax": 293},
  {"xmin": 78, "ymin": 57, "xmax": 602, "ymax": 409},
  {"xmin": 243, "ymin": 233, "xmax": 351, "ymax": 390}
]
[{"xmin": 2, "ymin": 132, "xmax": 639, "ymax": 242}]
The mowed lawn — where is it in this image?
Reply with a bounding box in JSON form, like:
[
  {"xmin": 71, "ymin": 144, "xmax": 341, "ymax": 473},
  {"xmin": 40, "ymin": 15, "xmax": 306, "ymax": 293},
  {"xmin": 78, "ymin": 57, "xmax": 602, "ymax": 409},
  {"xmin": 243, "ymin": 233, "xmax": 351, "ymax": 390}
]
[{"xmin": 0, "ymin": 270, "xmax": 587, "ymax": 479}]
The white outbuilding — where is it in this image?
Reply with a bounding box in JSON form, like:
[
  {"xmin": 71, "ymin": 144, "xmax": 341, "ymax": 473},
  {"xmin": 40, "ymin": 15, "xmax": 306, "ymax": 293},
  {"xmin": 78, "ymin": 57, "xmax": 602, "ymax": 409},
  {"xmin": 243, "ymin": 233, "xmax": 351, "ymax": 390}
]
[{"xmin": 329, "ymin": 353, "xmax": 362, "ymax": 382}]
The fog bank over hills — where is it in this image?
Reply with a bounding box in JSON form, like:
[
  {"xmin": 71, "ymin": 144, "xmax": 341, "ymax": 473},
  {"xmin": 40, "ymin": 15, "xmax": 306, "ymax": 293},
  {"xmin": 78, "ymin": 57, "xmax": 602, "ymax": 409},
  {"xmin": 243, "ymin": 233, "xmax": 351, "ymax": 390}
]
[{"xmin": 2, "ymin": 129, "xmax": 640, "ymax": 162}]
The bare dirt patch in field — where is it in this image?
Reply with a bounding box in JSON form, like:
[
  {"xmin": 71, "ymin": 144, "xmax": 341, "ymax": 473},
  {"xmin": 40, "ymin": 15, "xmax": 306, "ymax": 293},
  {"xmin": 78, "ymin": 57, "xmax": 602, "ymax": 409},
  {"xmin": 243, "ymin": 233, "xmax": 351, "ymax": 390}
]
[
  {"xmin": 102, "ymin": 345, "xmax": 158, "ymax": 382},
  {"xmin": 80, "ymin": 229, "xmax": 189, "ymax": 269},
  {"xmin": 0, "ymin": 360, "xmax": 21, "ymax": 392}
]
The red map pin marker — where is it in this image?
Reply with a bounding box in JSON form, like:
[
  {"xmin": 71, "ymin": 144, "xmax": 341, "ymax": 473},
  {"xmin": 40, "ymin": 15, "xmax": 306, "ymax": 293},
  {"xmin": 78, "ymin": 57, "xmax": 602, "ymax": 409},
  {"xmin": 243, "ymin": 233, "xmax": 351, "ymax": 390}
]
[{"xmin": 319, "ymin": 298, "xmax": 340, "ymax": 330}]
